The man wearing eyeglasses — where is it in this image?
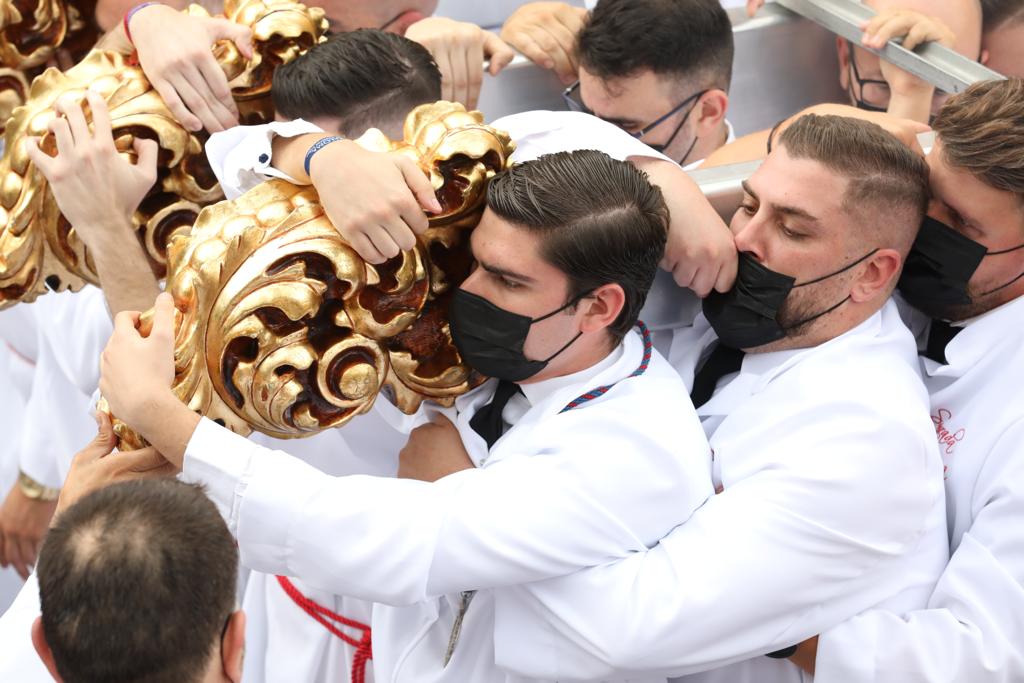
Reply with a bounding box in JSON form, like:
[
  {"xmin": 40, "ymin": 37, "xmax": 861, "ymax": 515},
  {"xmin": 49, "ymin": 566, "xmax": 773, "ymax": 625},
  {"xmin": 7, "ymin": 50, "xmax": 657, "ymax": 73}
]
[
  {"xmin": 835, "ymin": 0, "xmax": 981, "ymax": 123},
  {"xmin": 520, "ymin": 0, "xmax": 736, "ymax": 169}
]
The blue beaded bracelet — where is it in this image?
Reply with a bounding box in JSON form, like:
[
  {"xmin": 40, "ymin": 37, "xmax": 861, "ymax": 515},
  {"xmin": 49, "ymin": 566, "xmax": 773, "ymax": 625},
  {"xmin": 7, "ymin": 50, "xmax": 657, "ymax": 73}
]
[{"xmin": 303, "ymin": 136, "xmax": 345, "ymax": 176}]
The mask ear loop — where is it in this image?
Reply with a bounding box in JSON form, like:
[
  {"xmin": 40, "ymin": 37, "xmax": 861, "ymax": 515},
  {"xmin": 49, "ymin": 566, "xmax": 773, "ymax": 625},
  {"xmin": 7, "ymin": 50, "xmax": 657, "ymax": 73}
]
[
  {"xmin": 986, "ymin": 242, "xmax": 1024, "ymax": 256},
  {"xmin": 530, "ymin": 289, "xmax": 596, "ymax": 362},
  {"xmin": 530, "ymin": 289, "xmax": 595, "ymax": 323},
  {"xmin": 977, "ymin": 243, "xmax": 1024, "ymax": 296},
  {"xmin": 792, "ymin": 249, "xmax": 879, "ymax": 288},
  {"xmin": 781, "ymin": 295, "xmax": 852, "ymax": 331}
]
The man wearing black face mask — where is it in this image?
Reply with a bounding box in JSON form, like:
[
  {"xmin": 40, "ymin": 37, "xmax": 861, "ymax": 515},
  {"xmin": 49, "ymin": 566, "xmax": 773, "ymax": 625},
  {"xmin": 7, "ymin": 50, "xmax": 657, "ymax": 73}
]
[
  {"xmin": 790, "ymin": 78, "xmax": 1024, "ymax": 683},
  {"xmin": 78, "ymin": 149, "xmax": 715, "ymax": 683},
  {"xmin": 469, "ymin": 114, "xmax": 948, "ymax": 683}
]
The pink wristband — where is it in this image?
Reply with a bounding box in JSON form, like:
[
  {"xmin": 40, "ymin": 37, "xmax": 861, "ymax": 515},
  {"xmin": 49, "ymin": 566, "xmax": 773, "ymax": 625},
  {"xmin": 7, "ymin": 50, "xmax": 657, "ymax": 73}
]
[{"xmin": 124, "ymin": 2, "xmax": 160, "ymax": 45}]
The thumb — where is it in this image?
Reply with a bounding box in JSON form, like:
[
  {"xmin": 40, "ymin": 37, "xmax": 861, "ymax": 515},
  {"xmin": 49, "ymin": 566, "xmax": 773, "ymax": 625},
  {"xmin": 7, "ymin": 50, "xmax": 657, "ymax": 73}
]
[
  {"xmin": 211, "ymin": 20, "xmax": 254, "ymax": 59},
  {"xmin": 80, "ymin": 412, "xmax": 117, "ymax": 463},
  {"xmin": 117, "ymin": 447, "xmax": 171, "ymax": 474},
  {"xmin": 151, "ymin": 292, "xmax": 176, "ymax": 343},
  {"xmin": 430, "ymin": 412, "xmax": 455, "ymax": 428},
  {"xmin": 132, "ymin": 137, "xmax": 159, "ymax": 182},
  {"xmin": 483, "ymin": 31, "xmax": 515, "ymax": 76},
  {"xmin": 23, "ymin": 136, "xmax": 55, "ymax": 176},
  {"xmin": 396, "ymin": 156, "xmax": 442, "ymax": 214}
]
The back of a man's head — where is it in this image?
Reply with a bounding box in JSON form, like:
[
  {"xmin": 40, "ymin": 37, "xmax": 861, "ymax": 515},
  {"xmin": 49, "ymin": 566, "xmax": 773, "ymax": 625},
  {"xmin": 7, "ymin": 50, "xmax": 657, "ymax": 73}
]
[
  {"xmin": 272, "ymin": 29, "xmax": 442, "ymax": 138},
  {"xmin": 982, "ymin": 0, "xmax": 1024, "ymax": 32},
  {"xmin": 485, "ymin": 150, "xmax": 669, "ymax": 343},
  {"xmin": 578, "ymin": 0, "xmax": 734, "ymax": 93},
  {"xmin": 778, "ymin": 114, "xmax": 931, "ymax": 254},
  {"xmin": 37, "ymin": 480, "xmax": 238, "ymax": 683},
  {"xmin": 933, "ymin": 78, "xmax": 1024, "ymax": 203}
]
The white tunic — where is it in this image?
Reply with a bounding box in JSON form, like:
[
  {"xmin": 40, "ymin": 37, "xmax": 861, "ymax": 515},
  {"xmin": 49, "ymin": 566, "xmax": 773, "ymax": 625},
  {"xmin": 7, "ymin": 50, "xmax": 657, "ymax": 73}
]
[
  {"xmin": 814, "ymin": 294, "xmax": 1024, "ymax": 682},
  {"xmin": 486, "ymin": 301, "xmax": 948, "ymax": 683},
  {"xmin": 182, "ymin": 328, "xmax": 714, "ymax": 682},
  {"xmin": 202, "ymin": 110, "xmax": 702, "ymax": 683}
]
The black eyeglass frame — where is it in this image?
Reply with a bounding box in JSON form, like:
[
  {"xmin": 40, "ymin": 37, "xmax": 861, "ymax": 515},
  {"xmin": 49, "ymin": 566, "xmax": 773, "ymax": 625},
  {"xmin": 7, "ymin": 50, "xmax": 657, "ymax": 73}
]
[
  {"xmin": 845, "ymin": 40, "xmax": 891, "ymax": 112},
  {"xmin": 562, "ymin": 80, "xmax": 710, "ymax": 140}
]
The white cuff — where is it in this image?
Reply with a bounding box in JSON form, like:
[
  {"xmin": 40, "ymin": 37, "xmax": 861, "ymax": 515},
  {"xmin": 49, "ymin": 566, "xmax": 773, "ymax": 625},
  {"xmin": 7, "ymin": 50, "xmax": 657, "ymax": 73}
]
[
  {"xmin": 181, "ymin": 418, "xmax": 256, "ymax": 531},
  {"xmin": 205, "ymin": 119, "xmax": 325, "ymax": 200}
]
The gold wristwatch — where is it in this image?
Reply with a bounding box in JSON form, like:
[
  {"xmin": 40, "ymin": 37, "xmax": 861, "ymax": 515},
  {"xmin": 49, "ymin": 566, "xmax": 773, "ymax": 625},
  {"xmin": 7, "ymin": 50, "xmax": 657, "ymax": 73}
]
[{"xmin": 17, "ymin": 471, "xmax": 60, "ymax": 502}]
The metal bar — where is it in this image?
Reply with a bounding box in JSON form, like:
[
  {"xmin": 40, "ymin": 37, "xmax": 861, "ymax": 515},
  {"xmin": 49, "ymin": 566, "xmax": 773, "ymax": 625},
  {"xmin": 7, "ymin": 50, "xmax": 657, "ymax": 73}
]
[{"xmin": 776, "ymin": 0, "xmax": 1004, "ymax": 93}]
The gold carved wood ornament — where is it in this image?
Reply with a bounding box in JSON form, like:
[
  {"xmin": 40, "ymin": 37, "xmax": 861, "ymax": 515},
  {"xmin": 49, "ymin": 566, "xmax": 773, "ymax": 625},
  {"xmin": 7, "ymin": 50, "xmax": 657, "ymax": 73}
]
[
  {"xmin": 0, "ymin": 0, "xmax": 327, "ymax": 306},
  {"xmin": 112, "ymin": 102, "xmax": 515, "ymax": 449}
]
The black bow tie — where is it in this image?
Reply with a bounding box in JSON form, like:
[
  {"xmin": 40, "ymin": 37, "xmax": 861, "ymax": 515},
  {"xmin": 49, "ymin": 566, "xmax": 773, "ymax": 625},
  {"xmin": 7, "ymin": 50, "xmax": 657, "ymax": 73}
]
[
  {"xmin": 924, "ymin": 319, "xmax": 962, "ymax": 365},
  {"xmin": 469, "ymin": 379, "xmax": 522, "ymax": 450},
  {"xmin": 690, "ymin": 343, "xmax": 746, "ymax": 409}
]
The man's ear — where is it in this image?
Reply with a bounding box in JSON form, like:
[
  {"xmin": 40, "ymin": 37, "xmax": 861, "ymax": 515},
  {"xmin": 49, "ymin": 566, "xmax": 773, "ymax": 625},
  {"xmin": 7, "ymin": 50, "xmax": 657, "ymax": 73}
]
[
  {"xmin": 836, "ymin": 36, "xmax": 851, "ymax": 90},
  {"xmin": 31, "ymin": 616, "xmax": 63, "ymax": 682},
  {"xmin": 850, "ymin": 249, "xmax": 902, "ymax": 304},
  {"xmin": 222, "ymin": 610, "xmax": 247, "ymax": 683},
  {"xmin": 578, "ymin": 283, "xmax": 626, "ymax": 334},
  {"xmin": 693, "ymin": 89, "xmax": 729, "ymax": 137}
]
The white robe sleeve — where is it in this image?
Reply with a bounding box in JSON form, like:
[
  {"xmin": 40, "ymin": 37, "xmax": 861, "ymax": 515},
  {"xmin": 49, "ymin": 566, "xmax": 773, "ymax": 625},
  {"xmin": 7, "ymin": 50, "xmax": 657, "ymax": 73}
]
[
  {"xmin": 814, "ymin": 420, "xmax": 1024, "ymax": 683},
  {"xmin": 204, "ymin": 119, "xmax": 325, "ymax": 200},
  {"xmin": 0, "ymin": 573, "xmax": 50, "ymax": 682},
  {"xmin": 15, "ymin": 331, "xmax": 94, "ymax": 488},
  {"xmin": 182, "ymin": 406, "xmax": 707, "ymax": 607},
  {"xmin": 488, "ymin": 398, "xmax": 945, "ymax": 678}
]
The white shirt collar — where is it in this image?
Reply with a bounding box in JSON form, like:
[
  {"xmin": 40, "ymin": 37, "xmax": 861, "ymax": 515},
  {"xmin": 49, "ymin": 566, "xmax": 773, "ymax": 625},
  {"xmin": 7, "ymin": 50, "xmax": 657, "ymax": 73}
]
[
  {"xmin": 930, "ymin": 293, "xmax": 1024, "ymax": 375},
  {"xmin": 517, "ymin": 339, "xmax": 625, "ymax": 411}
]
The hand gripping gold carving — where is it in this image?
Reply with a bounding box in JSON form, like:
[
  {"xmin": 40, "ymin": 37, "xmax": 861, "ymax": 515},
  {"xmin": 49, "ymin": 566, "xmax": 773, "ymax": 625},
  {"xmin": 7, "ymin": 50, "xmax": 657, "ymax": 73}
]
[
  {"xmin": 111, "ymin": 102, "xmax": 514, "ymax": 449},
  {"xmin": 0, "ymin": 0, "xmax": 327, "ymax": 306}
]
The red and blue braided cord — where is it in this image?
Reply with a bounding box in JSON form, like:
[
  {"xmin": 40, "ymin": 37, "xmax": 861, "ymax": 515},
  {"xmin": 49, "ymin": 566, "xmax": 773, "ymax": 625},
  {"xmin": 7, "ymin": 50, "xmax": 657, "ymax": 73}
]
[{"xmin": 559, "ymin": 320, "xmax": 652, "ymax": 413}]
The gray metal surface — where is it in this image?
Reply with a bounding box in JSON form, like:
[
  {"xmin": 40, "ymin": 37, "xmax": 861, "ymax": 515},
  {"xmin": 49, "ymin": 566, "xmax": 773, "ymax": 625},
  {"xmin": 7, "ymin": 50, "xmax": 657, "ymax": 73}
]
[
  {"xmin": 777, "ymin": 0, "xmax": 1005, "ymax": 93},
  {"xmin": 478, "ymin": 4, "xmax": 850, "ymax": 133}
]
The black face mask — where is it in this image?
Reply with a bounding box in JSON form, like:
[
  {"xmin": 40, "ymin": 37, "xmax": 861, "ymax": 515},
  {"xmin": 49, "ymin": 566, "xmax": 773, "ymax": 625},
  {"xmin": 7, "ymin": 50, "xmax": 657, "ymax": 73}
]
[
  {"xmin": 898, "ymin": 216, "xmax": 1024, "ymax": 317},
  {"xmin": 449, "ymin": 289, "xmax": 586, "ymax": 382},
  {"xmin": 703, "ymin": 250, "xmax": 877, "ymax": 350}
]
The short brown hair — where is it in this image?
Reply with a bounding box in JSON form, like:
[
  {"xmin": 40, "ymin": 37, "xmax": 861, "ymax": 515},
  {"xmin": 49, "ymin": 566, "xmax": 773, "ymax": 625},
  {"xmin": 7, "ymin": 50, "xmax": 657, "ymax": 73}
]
[
  {"xmin": 981, "ymin": 0, "xmax": 1024, "ymax": 33},
  {"xmin": 933, "ymin": 79, "xmax": 1024, "ymax": 201},
  {"xmin": 38, "ymin": 480, "xmax": 238, "ymax": 683},
  {"xmin": 778, "ymin": 114, "xmax": 931, "ymax": 250},
  {"xmin": 486, "ymin": 150, "xmax": 668, "ymax": 344}
]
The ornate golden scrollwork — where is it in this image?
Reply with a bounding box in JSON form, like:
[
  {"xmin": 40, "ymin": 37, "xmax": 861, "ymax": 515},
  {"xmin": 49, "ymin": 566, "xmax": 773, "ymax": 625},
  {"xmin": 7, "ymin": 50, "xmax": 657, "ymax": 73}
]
[
  {"xmin": 112, "ymin": 102, "xmax": 514, "ymax": 449},
  {"xmin": 0, "ymin": 0, "xmax": 96, "ymax": 128},
  {"xmin": 0, "ymin": 0, "xmax": 327, "ymax": 306}
]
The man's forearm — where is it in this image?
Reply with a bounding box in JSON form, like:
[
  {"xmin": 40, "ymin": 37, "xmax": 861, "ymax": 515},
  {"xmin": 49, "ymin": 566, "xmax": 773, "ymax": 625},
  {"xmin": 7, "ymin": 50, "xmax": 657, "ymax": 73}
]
[
  {"xmin": 86, "ymin": 216, "xmax": 161, "ymax": 317},
  {"xmin": 886, "ymin": 87, "xmax": 934, "ymax": 125},
  {"xmin": 133, "ymin": 391, "xmax": 200, "ymax": 468},
  {"xmin": 270, "ymin": 134, "xmax": 359, "ymax": 185}
]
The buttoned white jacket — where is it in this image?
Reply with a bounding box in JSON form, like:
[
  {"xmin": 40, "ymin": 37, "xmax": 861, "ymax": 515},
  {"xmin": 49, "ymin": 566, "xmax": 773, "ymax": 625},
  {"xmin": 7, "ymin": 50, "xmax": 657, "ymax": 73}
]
[
  {"xmin": 815, "ymin": 294, "xmax": 1024, "ymax": 682},
  {"xmin": 488, "ymin": 300, "xmax": 947, "ymax": 683},
  {"xmin": 183, "ymin": 328, "xmax": 714, "ymax": 682}
]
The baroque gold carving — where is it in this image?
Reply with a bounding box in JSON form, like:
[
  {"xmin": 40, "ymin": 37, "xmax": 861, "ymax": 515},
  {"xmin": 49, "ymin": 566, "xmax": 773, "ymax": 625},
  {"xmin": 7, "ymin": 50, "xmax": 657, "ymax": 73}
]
[
  {"xmin": 0, "ymin": 0, "xmax": 97, "ymax": 128},
  {"xmin": 112, "ymin": 102, "xmax": 514, "ymax": 449},
  {"xmin": 0, "ymin": 0, "xmax": 327, "ymax": 306}
]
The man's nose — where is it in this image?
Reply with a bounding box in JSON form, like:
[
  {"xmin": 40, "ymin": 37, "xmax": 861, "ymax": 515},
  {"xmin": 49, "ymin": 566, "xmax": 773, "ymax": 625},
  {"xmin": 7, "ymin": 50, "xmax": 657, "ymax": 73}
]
[{"xmin": 732, "ymin": 217, "xmax": 766, "ymax": 262}]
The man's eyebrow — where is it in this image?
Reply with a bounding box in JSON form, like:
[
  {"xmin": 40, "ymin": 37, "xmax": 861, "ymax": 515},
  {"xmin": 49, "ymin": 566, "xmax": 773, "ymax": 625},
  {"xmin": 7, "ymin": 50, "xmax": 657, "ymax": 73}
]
[
  {"xmin": 600, "ymin": 115, "xmax": 640, "ymax": 128},
  {"xmin": 480, "ymin": 260, "xmax": 536, "ymax": 284},
  {"xmin": 944, "ymin": 200, "xmax": 982, "ymax": 228},
  {"xmin": 742, "ymin": 180, "xmax": 818, "ymax": 223}
]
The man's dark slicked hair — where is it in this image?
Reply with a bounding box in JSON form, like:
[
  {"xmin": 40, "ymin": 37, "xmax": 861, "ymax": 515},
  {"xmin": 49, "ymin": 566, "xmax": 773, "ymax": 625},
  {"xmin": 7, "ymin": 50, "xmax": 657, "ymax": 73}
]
[
  {"xmin": 272, "ymin": 29, "xmax": 442, "ymax": 137},
  {"xmin": 486, "ymin": 150, "xmax": 669, "ymax": 344},
  {"xmin": 37, "ymin": 480, "xmax": 238, "ymax": 683},
  {"xmin": 578, "ymin": 0, "xmax": 734, "ymax": 92},
  {"xmin": 981, "ymin": 0, "xmax": 1024, "ymax": 32}
]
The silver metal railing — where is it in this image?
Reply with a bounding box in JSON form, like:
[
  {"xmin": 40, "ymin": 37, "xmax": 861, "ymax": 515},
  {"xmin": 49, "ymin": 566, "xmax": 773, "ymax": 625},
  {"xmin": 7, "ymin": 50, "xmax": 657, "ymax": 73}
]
[{"xmin": 776, "ymin": 0, "xmax": 1004, "ymax": 93}]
